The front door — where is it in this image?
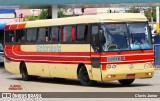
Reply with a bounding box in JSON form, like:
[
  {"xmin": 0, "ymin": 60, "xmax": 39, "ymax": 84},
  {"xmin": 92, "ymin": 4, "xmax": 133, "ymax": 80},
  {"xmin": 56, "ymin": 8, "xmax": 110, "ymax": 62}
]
[{"xmin": 90, "ymin": 25, "xmax": 102, "ymax": 81}]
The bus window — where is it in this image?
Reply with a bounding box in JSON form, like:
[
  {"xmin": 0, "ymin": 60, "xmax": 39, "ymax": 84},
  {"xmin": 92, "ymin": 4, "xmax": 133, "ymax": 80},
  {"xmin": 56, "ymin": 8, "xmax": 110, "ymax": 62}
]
[
  {"xmin": 26, "ymin": 29, "xmax": 37, "ymax": 43},
  {"xmin": 49, "ymin": 27, "xmax": 59, "ymax": 42},
  {"xmin": 5, "ymin": 30, "xmax": 15, "ymax": 43},
  {"xmin": 62, "ymin": 26, "xmax": 72, "ymax": 42},
  {"xmin": 91, "ymin": 25, "xmax": 99, "ymax": 51},
  {"xmin": 76, "ymin": 25, "xmax": 88, "ymax": 41},
  {"xmin": 37, "ymin": 28, "xmax": 47, "ymax": 43},
  {"xmin": 15, "ymin": 29, "xmax": 25, "ymax": 43}
]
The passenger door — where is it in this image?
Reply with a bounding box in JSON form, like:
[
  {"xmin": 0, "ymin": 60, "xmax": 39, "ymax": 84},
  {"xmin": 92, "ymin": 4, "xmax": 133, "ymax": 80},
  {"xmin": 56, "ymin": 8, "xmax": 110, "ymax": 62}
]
[{"xmin": 90, "ymin": 25, "xmax": 102, "ymax": 81}]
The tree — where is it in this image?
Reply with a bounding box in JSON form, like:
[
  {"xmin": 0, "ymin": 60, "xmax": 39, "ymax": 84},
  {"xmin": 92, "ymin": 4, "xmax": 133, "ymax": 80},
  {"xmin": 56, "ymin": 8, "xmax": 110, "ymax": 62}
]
[
  {"xmin": 58, "ymin": 9, "xmax": 71, "ymax": 18},
  {"xmin": 38, "ymin": 9, "xmax": 48, "ymax": 19},
  {"xmin": 144, "ymin": 7, "xmax": 156, "ymax": 22},
  {"xmin": 25, "ymin": 9, "xmax": 71, "ymax": 21},
  {"xmin": 126, "ymin": 7, "xmax": 156, "ymax": 22},
  {"xmin": 25, "ymin": 9, "xmax": 48, "ymax": 21},
  {"xmin": 126, "ymin": 7, "xmax": 140, "ymax": 13}
]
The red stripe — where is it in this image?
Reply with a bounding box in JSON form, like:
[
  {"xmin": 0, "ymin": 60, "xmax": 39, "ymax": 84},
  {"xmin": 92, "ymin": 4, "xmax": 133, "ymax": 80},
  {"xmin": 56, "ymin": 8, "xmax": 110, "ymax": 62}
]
[
  {"xmin": 4, "ymin": 45, "xmax": 154, "ymax": 65},
  {"xmin": 17, "ymin": 23, "xmax": 26, "ymax": 29},
  {"xmin": 5, "ymin": 52, "xmax": 91, "ymax": 61},
  {"xmin": 5, "ymin": 25, "xmax": 10, "ymax": 30},
  {"xmin": 5, "ymin": 57, "xmax": 91, "ymax": 65},
  {"xmin": 10, "ymin": 24, "xmax": 18, "ymax": 30}
]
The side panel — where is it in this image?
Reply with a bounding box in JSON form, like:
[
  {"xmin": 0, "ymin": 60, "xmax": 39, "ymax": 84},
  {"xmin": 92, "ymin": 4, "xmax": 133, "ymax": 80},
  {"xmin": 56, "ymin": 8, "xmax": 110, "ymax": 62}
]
[
  {"xmin": 48, "ymin": 44, "xmax": 91, "ymax": 79},
  {"xmin": 49, "ymin": 64, "xmax": 77, "ymax": 79},
  {"xmin": 4, "ymin": 45, "xmax": 20, "ymax": 74},
  {"xmin": 4, "ymin": 59, "xmax": 20, "ymax": 74},
  {"xmin": 4, "ymin": 44, "xmax": 92, "ymax": 79}
]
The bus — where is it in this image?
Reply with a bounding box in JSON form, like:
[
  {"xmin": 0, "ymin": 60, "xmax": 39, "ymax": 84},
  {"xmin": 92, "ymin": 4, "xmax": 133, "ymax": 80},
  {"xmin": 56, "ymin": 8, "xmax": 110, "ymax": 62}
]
[{"xmin": 4, "ymin": 13, "xmax": 154, "ymax": 86}]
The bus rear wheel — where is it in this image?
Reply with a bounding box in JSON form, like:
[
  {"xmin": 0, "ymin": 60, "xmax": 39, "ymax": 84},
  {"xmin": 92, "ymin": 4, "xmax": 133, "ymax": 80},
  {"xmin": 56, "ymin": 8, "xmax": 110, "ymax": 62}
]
[
  {"xmin": 21, "ymin": 63, "xmax": 31, "ymax": 81},
  {"xmin": 21, "ymin": 63, "xmax": 37, "ymax": 81},
  {"xmin": 118, "ymin": 79, "xmax": 135, "ymax": 86},
  {"xmin": 78, "ymin": 66, "xmax": 96, "ymax": 86}
]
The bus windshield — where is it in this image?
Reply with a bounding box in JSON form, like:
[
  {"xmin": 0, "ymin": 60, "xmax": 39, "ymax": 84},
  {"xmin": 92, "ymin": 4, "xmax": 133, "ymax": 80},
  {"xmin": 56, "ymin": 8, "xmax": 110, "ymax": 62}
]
[
  {"xmin": 128, "ymin": 22, "xmax": 152, "ymax": 50},
  {"xmin": 101, "ymin": 22, "xmax": 152, "ymax": 51}
]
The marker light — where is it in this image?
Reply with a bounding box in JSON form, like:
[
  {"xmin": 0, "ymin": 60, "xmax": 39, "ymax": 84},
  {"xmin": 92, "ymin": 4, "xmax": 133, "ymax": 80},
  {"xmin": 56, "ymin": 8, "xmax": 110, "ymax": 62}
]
[
  {"xmin": 107, "ymin": 65, "xmax": 111, "ymax": 69},
  {"xmin": 112, "ymin": 64, "xmax": 116, "ymax": 69}
]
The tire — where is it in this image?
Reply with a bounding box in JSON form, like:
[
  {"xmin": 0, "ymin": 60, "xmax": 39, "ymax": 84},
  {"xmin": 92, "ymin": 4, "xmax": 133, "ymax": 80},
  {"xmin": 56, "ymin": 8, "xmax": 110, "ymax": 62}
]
[
  {"xmin": 118, "ymin": 79, "xmax": 135, "ymax": 86},
  {"xmin": 21, "ymin": 63, "xmax": 37, "ymax": 81},
  {"xmin": 78, "ymin": 66, "xmax": 97, "ymax": 86}
]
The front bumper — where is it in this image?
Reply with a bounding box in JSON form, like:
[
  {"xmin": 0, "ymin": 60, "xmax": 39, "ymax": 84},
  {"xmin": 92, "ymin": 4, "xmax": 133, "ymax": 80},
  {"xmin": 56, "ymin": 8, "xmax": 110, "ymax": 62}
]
[
  {"xmin": 101, "ymin": 63, "xmax": 155, "ymax": 81},
  {"xmin": 102, "ymin": 69, "xmax": 154, "ymax": 81}
]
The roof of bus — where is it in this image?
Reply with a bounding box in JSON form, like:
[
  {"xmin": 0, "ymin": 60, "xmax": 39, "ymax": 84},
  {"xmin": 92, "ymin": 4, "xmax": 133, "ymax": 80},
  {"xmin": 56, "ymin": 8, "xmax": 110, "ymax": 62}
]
[{"xmin": 5, "ymin": 13, "xmax": 147, "ymax": 30}]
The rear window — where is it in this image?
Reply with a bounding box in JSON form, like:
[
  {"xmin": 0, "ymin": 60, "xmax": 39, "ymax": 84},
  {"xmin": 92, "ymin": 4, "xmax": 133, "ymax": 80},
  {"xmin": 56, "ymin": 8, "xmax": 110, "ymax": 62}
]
[{"xmin": 5, "ymin": 30, "xmax": 15, "ymax": 43}]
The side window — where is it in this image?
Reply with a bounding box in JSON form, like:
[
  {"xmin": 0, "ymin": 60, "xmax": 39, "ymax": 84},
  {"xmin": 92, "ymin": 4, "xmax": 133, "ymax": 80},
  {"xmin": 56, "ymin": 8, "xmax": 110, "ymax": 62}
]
[
  {"xmin": 37, "ymin": 28, "xmax": 47, "ymax": 43},
  {"xmin": 92, "ymin": 25, "xmax": 99, "ymax": 35},
  {"xmin": 76, "ymin": 25, "xmax": 88, "ymax": 41},
  {"xmin": 62, "ymin": 26, "xmax": 72, "ymax": 42},
  {"xmin": 26, "ymin": 29, "xmax": 37, "ymax": 43},
  {"xmin": 5, "ymin": 30, "xmax": 15, "ymax": 43},
  {"xmin": 15, "ymin": 29, "xmax": 25, "ymax": 43},
  {"xmin": 91, "ymin": 25, "xmax": 99, "ymax": 51},
  {"xmin": 49, "ymin": 27, "xmax": 59, "ymax": 42}
]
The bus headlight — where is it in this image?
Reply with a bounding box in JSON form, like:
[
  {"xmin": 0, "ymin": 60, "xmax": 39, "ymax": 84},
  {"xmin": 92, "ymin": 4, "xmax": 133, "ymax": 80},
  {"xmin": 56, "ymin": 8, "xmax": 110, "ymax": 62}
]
[
  {"xmin": 112, "ymin": 64, "xmax": 116, "ymax": 69},
  {"xmin": 107, "ymin": 65, "xmax": 111, "ymax": 69},
  {"xmin": 144, "ymin": 63, "xmax": 152, "ymax": 69}
]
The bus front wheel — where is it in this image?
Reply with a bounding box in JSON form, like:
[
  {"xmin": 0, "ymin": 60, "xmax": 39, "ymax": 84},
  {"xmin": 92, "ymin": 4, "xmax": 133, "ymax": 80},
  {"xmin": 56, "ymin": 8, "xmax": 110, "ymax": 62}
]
[
  {"xmin": 78, "ymin": 66, "xmax": 96, "ymax": 86},
  {"xmin": 118, "ymin": 79, "xmax": 135, "ymax": 86}
]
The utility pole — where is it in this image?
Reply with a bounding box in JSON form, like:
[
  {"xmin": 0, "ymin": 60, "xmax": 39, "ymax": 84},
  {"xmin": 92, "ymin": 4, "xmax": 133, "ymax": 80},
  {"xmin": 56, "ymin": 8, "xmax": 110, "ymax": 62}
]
[{"xmin": 156, "ymin": 6, "xmax": 159, "ymax": 34}]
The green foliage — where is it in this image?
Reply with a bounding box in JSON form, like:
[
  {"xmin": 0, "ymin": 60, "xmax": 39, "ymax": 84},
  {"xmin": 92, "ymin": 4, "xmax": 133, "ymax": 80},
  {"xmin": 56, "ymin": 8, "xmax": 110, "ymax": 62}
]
[
  {"xmin": 25, "ymin": 9, "xmax": 70, "ymax": 21},
  {"xmin": 126, "ymin": 7, "xmax": 140, "ymax": 13},
  {"xmin": 38, "ymin": 9, "xmax": 48, "ymax": 19},
  {"xmin": 126, "ymin": 7, "xmax": 156, "ymax": 22},
  {"xmin": 25, "ymin": 9, "xmax": 48, "ymax": 21},
  {"xmin": 58, "ymin": 9, "xmax": 71, "ymax": 18},
  {"xmin": 25, "ymin": 16, "xmax": 39, "ymax": 21},
  {"xmin": 144, "ymin": 7, "xmax": 156, "ymax": 22}
]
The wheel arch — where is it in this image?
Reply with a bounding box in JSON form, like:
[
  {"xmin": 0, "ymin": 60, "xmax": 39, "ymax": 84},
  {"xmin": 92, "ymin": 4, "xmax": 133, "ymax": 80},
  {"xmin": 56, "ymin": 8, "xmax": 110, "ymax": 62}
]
[
  {"xmin": 77, "ymin": 63, "xmax": 86, "ymax": 78},
  {"xmin": 19, "ymin": 61, "xmax": 25, "ymax": 73}
]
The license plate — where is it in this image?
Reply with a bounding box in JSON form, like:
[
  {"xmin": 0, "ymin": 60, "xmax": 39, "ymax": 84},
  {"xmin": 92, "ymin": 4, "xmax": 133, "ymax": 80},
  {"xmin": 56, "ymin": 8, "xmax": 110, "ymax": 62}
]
[{"xmin": 126, "ymin": 74, "xmax": 135, "ymax": 79}]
